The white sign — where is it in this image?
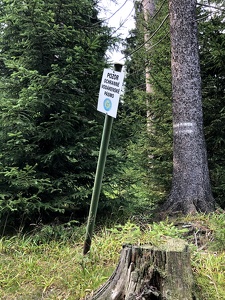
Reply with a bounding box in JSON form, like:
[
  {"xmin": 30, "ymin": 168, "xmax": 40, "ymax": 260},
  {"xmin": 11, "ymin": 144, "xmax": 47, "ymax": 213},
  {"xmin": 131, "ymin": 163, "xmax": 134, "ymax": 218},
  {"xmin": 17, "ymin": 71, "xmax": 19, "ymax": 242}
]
[{"xmin": 97, "ymin": 68, "xmax": 124, "ymax": 118}]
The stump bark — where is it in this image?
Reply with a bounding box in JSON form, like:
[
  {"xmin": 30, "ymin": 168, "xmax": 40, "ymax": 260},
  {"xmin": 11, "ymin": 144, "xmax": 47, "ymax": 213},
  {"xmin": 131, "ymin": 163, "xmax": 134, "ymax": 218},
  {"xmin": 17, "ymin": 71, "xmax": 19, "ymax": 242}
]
[{"xmin": 87, "ymin": 238, "xmax": 193, "ymax": 300}]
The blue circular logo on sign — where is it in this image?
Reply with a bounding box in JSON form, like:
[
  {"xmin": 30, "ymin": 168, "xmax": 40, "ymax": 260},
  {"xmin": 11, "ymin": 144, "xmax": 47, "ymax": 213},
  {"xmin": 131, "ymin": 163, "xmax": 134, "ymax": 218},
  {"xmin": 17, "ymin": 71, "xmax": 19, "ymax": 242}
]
[{"xmin": 103, "ymin": 98, "xmax": 112, "ymax": 111}]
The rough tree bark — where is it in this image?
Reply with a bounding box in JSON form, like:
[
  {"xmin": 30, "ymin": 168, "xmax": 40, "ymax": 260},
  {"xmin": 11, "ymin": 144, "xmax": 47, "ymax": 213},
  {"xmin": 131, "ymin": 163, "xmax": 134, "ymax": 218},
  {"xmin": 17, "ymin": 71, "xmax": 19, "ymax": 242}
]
[
  {"xmin": 163, "ymin": 0, "xmax": 215, "ymax": 214},
  {"xmin": 142, "ymin": 0, "xmax": 156, "ymax": 158},
  {"xmin": 86, "ymin": 239, "xmax": 193, "ymax": 300},
  {"xmin": 143, "ymin": 0, "xmax": 155, "ymax": 95}
]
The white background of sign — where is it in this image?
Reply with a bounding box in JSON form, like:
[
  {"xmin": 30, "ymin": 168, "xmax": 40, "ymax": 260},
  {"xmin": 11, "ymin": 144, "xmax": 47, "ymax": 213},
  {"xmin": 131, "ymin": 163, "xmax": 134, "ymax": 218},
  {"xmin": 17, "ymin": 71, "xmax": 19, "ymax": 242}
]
[{"xmin": 97, "ymin": 68, "xmax": 124, "ymax": 118}]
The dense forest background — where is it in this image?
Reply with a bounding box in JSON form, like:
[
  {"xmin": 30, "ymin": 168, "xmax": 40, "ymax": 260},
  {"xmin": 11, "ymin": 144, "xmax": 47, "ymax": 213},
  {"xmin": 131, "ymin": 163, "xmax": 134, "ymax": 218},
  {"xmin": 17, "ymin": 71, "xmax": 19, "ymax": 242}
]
[{"xmin": 0, "ymin": 0, "xmax": 224, "ymax": 231}]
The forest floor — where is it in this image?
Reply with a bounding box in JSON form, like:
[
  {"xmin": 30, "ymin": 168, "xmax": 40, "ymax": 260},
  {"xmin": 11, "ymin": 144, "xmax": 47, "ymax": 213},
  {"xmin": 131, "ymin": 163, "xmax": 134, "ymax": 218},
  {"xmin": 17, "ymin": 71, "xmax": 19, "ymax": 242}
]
[{"xmin": 0, "ymin": 212, "xmax": 225, "ymax": 299}]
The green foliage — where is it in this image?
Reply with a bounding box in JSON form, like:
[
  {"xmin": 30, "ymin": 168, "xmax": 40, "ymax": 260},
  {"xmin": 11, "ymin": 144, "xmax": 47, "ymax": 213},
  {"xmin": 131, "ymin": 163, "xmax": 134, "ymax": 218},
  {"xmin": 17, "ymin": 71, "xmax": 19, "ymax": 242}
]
[
  {"xmin": 209, "ymin": 213, "xmax": 225, "ymax": 251},
  {"xmin": 198, "ymin": 4, "xmax": 225, "ymax": 208},
  {"xmin": 0, "ymin": 164, "xmax": 53, "ymax": 216},
  {"xmin": 104, "ymin": 4, "xmax": 153, "ymax": 213},
  {"xmin": 0, "ymin": 0, "xmax": 224, "ymax": 230},
  {"xmin": 29, "ymin": 220, "xmax": 86, "ymax": 244},
  {"xmin": 192, "ymin": 251, "xmax": 225, "ymax": 300},
  {"xmin": 119, "ymin": 0, "xmax": 172, "ymax": 209},
  {"xmin": 0, "ymin": 0, "xmax": 116, "ymax": 225},
  {"xmin": 105, "ymin": 220, "xmax": 188, "ymax": 247}
]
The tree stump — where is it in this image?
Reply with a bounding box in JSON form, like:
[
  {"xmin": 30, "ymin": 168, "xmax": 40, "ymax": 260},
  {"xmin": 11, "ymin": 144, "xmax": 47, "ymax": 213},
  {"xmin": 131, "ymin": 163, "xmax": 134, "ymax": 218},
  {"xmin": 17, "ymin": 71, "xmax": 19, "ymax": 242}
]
[{"xmin": 87, "ymin": 238, "xmax": 193, "ymax": 300}]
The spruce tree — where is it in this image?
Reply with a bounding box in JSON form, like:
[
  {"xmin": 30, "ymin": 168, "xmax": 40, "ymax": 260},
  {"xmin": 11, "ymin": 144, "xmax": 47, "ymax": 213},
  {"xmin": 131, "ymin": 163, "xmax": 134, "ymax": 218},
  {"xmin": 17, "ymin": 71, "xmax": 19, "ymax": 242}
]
[{"xmin": 0, "ymin": 0, "xmax": 114, "ymax": 225}]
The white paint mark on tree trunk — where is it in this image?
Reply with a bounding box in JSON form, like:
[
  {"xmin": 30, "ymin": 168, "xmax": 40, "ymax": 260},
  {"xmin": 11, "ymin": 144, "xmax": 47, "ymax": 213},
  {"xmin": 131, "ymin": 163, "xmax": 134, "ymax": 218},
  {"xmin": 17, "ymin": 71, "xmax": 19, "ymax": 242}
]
[{"xmin": 173, "ymin": 122, "xmax": 196, "ymax": 134}]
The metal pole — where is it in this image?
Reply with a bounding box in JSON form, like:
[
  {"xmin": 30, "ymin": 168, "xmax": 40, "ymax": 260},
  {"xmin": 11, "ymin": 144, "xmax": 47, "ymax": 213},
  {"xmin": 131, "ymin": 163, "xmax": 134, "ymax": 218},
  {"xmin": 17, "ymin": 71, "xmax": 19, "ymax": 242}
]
[{"xmin": 83, "ymin": 63, "xmax": 123, "ymax": 255}]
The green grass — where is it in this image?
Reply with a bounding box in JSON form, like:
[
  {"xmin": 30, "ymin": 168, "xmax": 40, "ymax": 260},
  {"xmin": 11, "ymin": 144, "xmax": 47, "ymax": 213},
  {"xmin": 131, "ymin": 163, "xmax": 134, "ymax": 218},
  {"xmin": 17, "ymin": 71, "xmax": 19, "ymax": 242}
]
[
  {"xmin": 0, "ymin": 236, "xmax": 116, "ymax": 300},
  {"xmin": 0, "ymin": 214, "xmax": 225, "ymax": 299}
]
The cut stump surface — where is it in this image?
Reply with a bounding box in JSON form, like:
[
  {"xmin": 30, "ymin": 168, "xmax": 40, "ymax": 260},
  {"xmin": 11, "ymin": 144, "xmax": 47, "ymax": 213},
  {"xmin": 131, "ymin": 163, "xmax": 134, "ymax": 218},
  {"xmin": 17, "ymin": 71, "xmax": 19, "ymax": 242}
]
[{"xmin": 87, "ymin": 238, "xmax": 193, "ymax": 300}]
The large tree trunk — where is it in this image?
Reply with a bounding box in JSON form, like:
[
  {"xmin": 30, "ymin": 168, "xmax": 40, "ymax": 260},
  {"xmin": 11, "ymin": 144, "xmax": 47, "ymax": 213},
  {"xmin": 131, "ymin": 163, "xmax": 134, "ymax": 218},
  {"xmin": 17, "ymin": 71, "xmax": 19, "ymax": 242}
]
[
  {"xmin": 163, "ymin": 0, "xmax": 215, "ymax": 214},
  {"xmin": 86, "ymin": 239, "xmax": 193, "ymax": 300}
]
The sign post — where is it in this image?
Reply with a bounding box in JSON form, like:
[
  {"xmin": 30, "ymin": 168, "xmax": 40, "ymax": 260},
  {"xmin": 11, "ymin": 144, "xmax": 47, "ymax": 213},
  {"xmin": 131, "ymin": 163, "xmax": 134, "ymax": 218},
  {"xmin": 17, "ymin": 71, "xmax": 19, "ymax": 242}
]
[
  {"xmin": 83, "ymin": 63, "xmax": 124, "ymax": 255},
  {"xmin": 97, "ymin": 67, "xmax": 124, "ymax": 118}
]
